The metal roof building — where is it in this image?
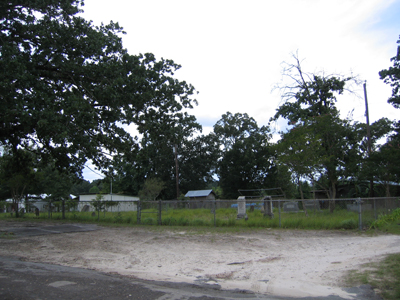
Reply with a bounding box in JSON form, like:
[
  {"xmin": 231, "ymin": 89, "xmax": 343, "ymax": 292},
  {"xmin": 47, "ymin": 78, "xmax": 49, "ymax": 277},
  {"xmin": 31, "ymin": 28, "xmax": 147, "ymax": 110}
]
[{"xmin": 185, "ymin": 190, "xmax": 216, "ymax": 200}]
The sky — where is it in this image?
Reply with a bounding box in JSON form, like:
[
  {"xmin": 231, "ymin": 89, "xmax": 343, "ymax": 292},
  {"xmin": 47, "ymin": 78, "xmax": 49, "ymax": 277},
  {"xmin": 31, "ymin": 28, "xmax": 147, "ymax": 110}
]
[{"xmin": 79, "ymin": 0, "xmax": 400, "ymax": 181}]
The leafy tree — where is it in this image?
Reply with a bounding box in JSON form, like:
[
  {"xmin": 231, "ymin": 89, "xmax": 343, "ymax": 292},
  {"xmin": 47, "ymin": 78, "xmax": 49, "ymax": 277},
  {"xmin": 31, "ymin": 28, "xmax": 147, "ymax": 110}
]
[
  {"xmin": 0, "ymin": 148, "xmax": 39, "ymax": 217},
  {"xmin": 89, "ymin": 186, "xmax": 100, "ymax": 194},
  {"xmin": 214, "ymin": 112, "xmax": 276, "ymax": 199},
  {"xmin": 214, "ymin": 112, "xmax": 262, "ymax": 151},
  {"xmin": 70, "ymin": 179, "xmax": 92, "ymax": 195},
  {"xmin": 113, "ymin": 110, "xmax": 203, "ymax": 199},
  {"xmin": 379, "ymin": 36, "xmax": 400, "ymax": 110},
  {"xmin": 379, "ymin": 35, "xmax": 400, "ymax": 183},
  {"xmin": 271, "ymin": 54, "xmax": 357, "ymax": 212},
  {"xmin": 138, "ymin": 178, "xmax": 165, "ymax": 201},
  {"xmin": 178, "ymin": 134, "xmax": 220, "ymax": 193},
  {"xmin": 274, "ymin": 122, "xmax": 322, "ymax": 215},
  {"xmin": 91, "ymin": 193, "xmax": 105, "ymax": 221},
  {"xmin": 356, "ymin": 118, "xmax": 394, "ymax": 196},
  {"xmin": 1, "ymin": 1, "xmax": 197, "ymax": 177}
]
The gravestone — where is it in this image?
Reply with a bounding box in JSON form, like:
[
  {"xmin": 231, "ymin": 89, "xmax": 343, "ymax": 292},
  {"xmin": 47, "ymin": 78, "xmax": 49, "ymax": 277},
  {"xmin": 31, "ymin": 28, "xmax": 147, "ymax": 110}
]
[
  {"xmin": 237, "ymin": 196, "xmax": 248, "ymax": 220},
  {"xmin": 304, "ymin": 200, "xmax": 320, "ymax": 211},
  {"xmin": 283, "ymin": 201, "xmax": 299, "ymax": 212},
  {"xmin": 263, "ymin": 196, "xmax": 274, "ymax": 218}
]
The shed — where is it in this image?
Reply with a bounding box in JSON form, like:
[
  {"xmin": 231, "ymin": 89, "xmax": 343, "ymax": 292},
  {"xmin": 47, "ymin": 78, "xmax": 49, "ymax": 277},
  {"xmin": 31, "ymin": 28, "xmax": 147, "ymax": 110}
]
[{"xmin": 185, "ymin": 190, "xmax": 216, "ymax": 201}]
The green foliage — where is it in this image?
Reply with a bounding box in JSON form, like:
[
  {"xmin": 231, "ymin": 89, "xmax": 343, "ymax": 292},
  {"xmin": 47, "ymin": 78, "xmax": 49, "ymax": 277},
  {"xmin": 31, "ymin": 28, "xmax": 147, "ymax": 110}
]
[
  {"xmin": 370, "ymin": 208, "xmax": 400, "ymax": 229},
  {"xmin": 113, "ymin": 212, "xmax": 123, "ymax": 223},
  {"xmin": 379, "ymin": 35, "xmax": 400, "ymax": 184},
  {"xmin": 379, "ymin": 36, "xmax": 400, "ymax": 110},
  {"xmin": 346, "ymin": 253, "xmax": 400, "ymax": 300},
  {"xmin": 271, "ymin": 54, "xmax": 363, "ymax": 210},
  {"xmin": 179, "ymin": 134, "xmax": 220, "ymax": 193},
  {"xmin": 0, "ymin": 149, "xmax": 41, "ymax": 217},
  {"xmin": 138, "ymin": 178, "xmax": 165, "ymax": 201},
  {"xmin": 1, "ymin": 0, "xmax": 198, "ymax": 176},
  {"xmin": 214, "ymin": 112, "xmax": 276, "ymax": 199},
  {"xmin": 89, "ymin": 186, "xmax": 100, "ymax": 194},
  {"xmin": 339, "ymin": 219, "xmax": 357, "ymax": 230},
  {"xmin": 0, "ymin": 205, "xmax": 366, "ymax": 231}
]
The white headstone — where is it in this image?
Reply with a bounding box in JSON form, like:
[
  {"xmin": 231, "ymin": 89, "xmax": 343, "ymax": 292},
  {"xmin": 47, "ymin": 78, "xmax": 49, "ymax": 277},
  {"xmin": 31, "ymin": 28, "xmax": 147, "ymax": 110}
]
[{"xmin": 237, "ymin": 196, "xmax": 248, "ymax": 220}]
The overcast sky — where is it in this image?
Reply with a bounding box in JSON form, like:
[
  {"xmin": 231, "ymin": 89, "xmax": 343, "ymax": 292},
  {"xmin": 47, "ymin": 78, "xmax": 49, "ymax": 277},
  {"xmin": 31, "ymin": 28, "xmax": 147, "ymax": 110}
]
[{"xmin": 80, "ymin": 0, "xmax": 400, "ymax": 181}]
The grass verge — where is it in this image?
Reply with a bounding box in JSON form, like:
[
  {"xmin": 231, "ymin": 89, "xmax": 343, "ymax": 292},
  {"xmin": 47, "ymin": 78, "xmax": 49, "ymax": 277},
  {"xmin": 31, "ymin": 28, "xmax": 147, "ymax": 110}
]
[{"xmin": 345, "ymin": 253, "xmax": 400, "ymax": 300}]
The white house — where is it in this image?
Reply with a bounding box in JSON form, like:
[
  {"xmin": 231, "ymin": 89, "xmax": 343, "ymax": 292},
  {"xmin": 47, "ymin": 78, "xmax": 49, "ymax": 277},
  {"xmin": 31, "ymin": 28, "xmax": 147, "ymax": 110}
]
[
  {"xmin": 1, "ymin": 194, "xmax": 77, "ymax": 213},
  {"xmin": 78, "ymin": 194, "xmax": 139, "ymax": 212}
]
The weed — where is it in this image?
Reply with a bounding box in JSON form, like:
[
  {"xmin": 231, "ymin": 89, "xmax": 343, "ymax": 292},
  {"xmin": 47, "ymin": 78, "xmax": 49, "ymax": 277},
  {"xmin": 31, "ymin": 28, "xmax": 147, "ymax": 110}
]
[{"xmin": 345, "ymin": 253, "xmax": 400, "ymax": 300}]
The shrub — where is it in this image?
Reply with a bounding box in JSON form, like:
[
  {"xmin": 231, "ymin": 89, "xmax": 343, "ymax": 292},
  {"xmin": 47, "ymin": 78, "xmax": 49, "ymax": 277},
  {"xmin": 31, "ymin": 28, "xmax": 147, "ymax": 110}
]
[
  {"xmin": 370, "ymin": 208, "xmax": 400, "ymax": 229},
  {"xmin": 192, "ymin": 219, "xmax": 206, "ymax": 226},
  {"xmin": 142, "ymin": 218, "xmax": 155, "ymax": 225},
  {"xmin": 339, "ymin": 219, "xmax": 357, "ymax": 229},
  {"xmin": 114, "ymin": 213, "xmax": 123, "ymax": 223}
]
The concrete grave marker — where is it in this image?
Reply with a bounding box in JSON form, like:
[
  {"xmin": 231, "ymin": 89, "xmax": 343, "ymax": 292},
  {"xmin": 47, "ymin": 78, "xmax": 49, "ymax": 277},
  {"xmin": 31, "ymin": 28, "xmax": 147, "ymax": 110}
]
[
  {"xmin": 283, "ymin": 201, "xmax": 299, "ymax": 212},
  {"xmin": 263, "ymin": 196, "xmax": 274, "ymax": 218},
  {"xmin": 304, "ymin": 200, "xmax": 320, "ymax": 211},
  {"xmin": 236, "ymin": 196, "xmax": 248, "ymax": 220}
]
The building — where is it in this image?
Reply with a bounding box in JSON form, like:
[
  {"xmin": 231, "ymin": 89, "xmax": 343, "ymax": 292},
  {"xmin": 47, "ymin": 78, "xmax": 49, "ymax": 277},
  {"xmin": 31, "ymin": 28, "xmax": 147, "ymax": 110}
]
[
  {"xmin": 184, "ymin": 190, "xmax": 216, "ymax": 209},
  {"xmin": 78, "ymin": 194, "xmax": 139, "ymax": 212},
  {"xmin": 184, "ymin": 190, "xmax": 216, "ymax": 201}
]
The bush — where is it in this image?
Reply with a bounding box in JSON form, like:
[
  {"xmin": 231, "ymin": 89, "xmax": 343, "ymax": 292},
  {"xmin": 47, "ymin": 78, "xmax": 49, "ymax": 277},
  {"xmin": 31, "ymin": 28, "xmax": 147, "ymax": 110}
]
[
  {"xmin": 192, "ymin": 219, "xmax": 206, "ymax": 226},
  {"xmin": 114, "ymin": 213, "xmax": 123, "ymax": 223},
  {"xmin": 339, "ymin": 219, "xmax": 357, "ymax": 230},
  {"xmin": 142, "ymin": 218, "xmax": 155, "ymax": 225},
  {"xmin": 371, "ymin": 208, "xmax": 400, "ymax": 229}
]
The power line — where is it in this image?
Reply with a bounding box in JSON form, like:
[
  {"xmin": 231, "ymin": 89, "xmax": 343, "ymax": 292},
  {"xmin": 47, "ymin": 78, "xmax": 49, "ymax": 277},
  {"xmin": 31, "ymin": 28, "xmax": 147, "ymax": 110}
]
[{"xmin": 84, "ymin": 164, "xmax": 104, "ymax": 178}]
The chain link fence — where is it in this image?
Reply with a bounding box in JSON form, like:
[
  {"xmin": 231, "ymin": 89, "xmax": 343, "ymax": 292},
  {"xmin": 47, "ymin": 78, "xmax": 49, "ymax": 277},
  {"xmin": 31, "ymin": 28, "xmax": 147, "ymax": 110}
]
[{"xmin": 7, "ymin": 197, "xmax": 399, "ymax": 230}]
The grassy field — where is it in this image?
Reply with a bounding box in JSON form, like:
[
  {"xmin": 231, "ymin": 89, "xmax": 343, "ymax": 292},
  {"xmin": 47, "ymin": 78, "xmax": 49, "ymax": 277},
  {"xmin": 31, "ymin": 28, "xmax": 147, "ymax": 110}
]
[{"xmin": 0, "ymin": 207, "xmax": 370, "ymax": 229}]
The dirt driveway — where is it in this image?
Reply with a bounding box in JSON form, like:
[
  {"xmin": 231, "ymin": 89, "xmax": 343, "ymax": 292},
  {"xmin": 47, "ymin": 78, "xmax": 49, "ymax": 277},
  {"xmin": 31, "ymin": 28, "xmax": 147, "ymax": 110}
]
[{"xmin": 1, "ymin": 220, "xmax": 399, "ymax": 299}]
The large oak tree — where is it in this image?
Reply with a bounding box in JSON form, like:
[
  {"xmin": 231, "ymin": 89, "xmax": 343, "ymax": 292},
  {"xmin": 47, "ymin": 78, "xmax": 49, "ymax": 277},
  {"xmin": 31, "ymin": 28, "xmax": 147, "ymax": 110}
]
[{"xmin": 1, "ymin": 0, "xmax": 197, "ymax": 176}]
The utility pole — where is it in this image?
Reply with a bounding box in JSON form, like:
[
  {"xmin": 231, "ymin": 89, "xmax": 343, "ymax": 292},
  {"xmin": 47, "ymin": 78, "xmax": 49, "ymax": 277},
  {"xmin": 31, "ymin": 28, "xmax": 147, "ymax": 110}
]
[
  {"xmin": 363, "ymin": 81, "xmax": 374, "ymax": 197},
  {"xmin": 174, "ymin": 144, "xmax": 180, "ymax": 199}
]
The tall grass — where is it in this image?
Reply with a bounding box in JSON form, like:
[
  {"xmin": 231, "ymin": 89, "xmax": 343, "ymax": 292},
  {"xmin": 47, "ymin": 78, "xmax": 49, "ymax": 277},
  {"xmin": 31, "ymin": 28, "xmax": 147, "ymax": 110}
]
[{"xmin": 0, "ymin": 207, "xmax": 363, "ymax": 230}]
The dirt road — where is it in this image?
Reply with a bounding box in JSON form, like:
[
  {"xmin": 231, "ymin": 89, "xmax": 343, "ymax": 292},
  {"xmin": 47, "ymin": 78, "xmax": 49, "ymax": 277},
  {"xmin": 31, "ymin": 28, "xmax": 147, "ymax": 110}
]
[{"xmin": 1, "ymin": 220, "xmax": 399, "ymax": 299}]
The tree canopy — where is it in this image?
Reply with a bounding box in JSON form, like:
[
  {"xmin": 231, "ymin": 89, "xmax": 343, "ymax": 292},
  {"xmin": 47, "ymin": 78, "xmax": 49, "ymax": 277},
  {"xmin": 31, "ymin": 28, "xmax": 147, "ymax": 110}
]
[
  {"xmin": 0, "ymin": 0, "xmax": 197, "ymax": 176},
  {"xmin": 380, "ymin": 36, "xmax": 400, "ymax": 110},
  {"xmin": 377, "ymin": 35, "xmax": 400, "ymax": 184},
  {"xmin": 213, "ymin": 113, "xmax": 276, "ymax": 199}
]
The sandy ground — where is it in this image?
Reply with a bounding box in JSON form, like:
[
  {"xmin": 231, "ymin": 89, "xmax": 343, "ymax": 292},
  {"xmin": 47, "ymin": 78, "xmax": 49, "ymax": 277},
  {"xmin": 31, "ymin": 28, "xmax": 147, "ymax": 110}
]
[{"xmin": 1, "ymin": 223, "xmax": 400, "ymax": 299}]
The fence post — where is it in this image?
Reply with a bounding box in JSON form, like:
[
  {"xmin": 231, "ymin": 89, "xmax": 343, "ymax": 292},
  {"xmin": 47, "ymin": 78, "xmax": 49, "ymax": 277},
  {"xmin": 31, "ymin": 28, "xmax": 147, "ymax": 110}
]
[
  {"xmin": 357, "ymin": 198, "xmax": 362, "ymax": 231},
  {"xmin": 278, "ymin": 200, "xmax": 281, "ymax": 228},
  {"xmin": 213, "ymin": 199, "xmax": 216, "ymax": 227},
  {"xmin": 48, "ymin": 200, "xmax": 52, "ymax": 219},
  {"xmin": 62, "ymin": 199, "xmax": 65, "ymax": 220},
  {"xmin": 158, "ymin": 200, "xmax": 162, "ymax": 225},
  {"xmin": 137, "ymin": 201, "xmax": 141, "ymax": 224}
]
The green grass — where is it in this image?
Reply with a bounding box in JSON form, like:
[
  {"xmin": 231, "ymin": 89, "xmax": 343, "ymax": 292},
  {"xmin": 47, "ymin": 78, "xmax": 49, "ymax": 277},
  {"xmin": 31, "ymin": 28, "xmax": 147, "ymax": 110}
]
[
  {"xmin": 342, "ymin": 208, "xmax": 400, "ymax": 299},
  {"xmin": 2, "ymin": 205, "xmax": 400, "ymax": 232},
  {"xmin": 345, "ymin": 253, "xmax": 400, "ymax": 300},
  {"xmin": 0, "ymin": 207, "xmax": 364, "ymax": 230},
  {"xmin": 370, "ymin": 208, "xmax": 400, "ymax": 234}
]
